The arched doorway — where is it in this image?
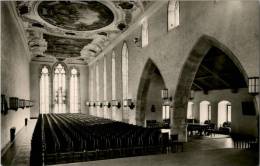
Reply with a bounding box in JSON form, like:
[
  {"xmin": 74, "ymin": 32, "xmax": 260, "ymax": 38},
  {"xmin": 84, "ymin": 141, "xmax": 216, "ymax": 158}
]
[
  {"xmin": 173, "ymin": 35, "xmax": 257, "ymax": 139},
  {"xmin": 136, "ymin": 59, "xmax": 166, "ymax": 126}
]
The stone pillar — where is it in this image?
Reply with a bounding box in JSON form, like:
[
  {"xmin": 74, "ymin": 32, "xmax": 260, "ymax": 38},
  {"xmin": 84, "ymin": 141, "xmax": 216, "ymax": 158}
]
[{"xmin": 171, "ymin": 117, "xmax": 187, "ymax": 142}]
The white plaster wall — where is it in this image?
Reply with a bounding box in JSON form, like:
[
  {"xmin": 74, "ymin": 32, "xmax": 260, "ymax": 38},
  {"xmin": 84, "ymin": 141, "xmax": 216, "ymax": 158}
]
[
  {"xmin": 191, "ymin": 88, "xmax": 257, "ymax": 136},
  {"xmin": 1, "ymin": 2, "xmax": 30, "ymax": 149},
  {"xmin": 89, "ymin": 1, "xmax": 259, "ymax": 126}
]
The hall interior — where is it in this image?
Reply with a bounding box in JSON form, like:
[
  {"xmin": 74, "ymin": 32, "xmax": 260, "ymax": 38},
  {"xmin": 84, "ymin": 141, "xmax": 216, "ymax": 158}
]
[{"xmin": 1, "ymin": 1, "xmax": 259, "ymax": 165}]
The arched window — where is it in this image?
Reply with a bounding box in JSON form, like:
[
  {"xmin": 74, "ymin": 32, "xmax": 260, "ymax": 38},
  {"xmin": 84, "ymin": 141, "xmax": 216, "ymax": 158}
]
[
  {"xmin": 40, "ymin": 66, "xmax": 50, "ymax": 114},
  {"xmin": 89, "ymin": 67, "xmax": 94, "ymax": 115},
  {"xmin": 96, "ymin": 64, "xmax": 100, "ymax": 101},
  {"xmin": 218, "ymin": 101, "xmax": 231, "ymax": 127},
  {"xmin": 103, "ymin": 57, "xmax": 107, "ymax": 118},
  {"xmin": 53, "ymin": 63, "xmax": 66, "ymax": 113},
  {"xmin": 112, "ymin": 51, "xmax": 116, "ymax": 100},
  {"xmin": 168, "ymin": 0, "xmax": 180, "ymax": 31},
  {"xmin": 122, "ymin": 42, "xmax": 129, "ymax": 101},
  {"xmin": 103, "ymin": 57, "xmax": 107, "ymax": 101},
  {"xmin": 70, "ymin": 68, "xmax": 79, "ymax": 113},
  {"xmin": 187, "ymin": 101, "xmax": 194, "ymax": 119},
  {"xmin": 96, "ymin": 63, "xmax": 100, "ymax": 117},
  {"xmin": 199, "ymin": 101, "xmax": 211, "ymax": 124},
  {"xmin": 141, "ymin": 18, "xmax": 148, "ymax": 48}
]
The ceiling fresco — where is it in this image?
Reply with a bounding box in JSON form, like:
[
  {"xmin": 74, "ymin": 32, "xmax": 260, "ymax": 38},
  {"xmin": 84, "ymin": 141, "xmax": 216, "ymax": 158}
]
[
  {"xmin": 43, "ymin": 34, "xmax": 93, "ymax": 58},
  {"xmin": 16, "ymin": 1, "xmax": 145, "ymax": 64},
  {"xmin": 38, "ymin": 1, "xmax": 114, "ymax": 31}
]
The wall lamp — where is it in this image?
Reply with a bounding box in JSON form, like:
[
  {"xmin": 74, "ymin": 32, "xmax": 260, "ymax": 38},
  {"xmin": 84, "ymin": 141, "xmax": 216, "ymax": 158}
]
[
  {"xmin": 248, "ymin": 77, "xmax": 259, "ymax": 95},
  {"xmin": 161, "ymin": 88, "xmax": 172, "ymax": 105},
  {"xmin": 112, "ymin": 100, "xmax": 121, "ymax": 108},
  {"xmin": 103, "ymin": 101, "xmax": 111, "ymax": 108},
  {"xmin": 133, "ymin": 37, "xmax": 141, "ymax": 47},
  {"xmin": 123, "ymin": 99, "xmax": 135, "ymax": 110}
]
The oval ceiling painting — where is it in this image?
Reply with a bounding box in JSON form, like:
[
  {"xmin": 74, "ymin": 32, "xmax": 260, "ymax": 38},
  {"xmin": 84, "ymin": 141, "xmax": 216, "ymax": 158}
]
[{"xmin": 38, "ymin": 1, "xmax": 114, "ymax": 31}]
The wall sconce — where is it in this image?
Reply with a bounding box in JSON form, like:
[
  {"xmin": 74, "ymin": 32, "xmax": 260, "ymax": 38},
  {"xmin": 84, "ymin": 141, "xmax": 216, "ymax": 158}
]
[
  {"xmin": 129, "ymin": 101, "xmax": 135, "ymax": 110},
  {"xmin": 112, "ymin": 100, "xmax": 121, "ymax": 108},
  {"xmin": 108, "ymin": 102, "xmax": 111, "ymax": 108},
  {"xmin": 123, "ymin": 99, "xmax": 135, "ymax": 109},
  {"xmin": 133, "ymin": 37, "xmax": 141, "ymax": 47},
  {"xmin": 248, "ymin": 77, "xmax": 259, "ymax": 95},
  {"xmin": 99, "ymin": 102, "xmax": 103, "ymax": 108},
  {"xmin": 161, "ymin": 89, "xmax": 169, "ymax": 100},
  {"xmin": 161, "ymin": 88, "xmax": 172, "ymax": 105},
  {"xmin": 93, "ymin": 102, "xmax": 96, "ymax": 107}
]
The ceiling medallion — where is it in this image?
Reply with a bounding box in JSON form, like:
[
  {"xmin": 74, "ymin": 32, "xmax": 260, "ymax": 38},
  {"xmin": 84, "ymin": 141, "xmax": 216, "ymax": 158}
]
[{"xmin": 38, "ymin": 1, "xmax": 114, "ymax": 31}]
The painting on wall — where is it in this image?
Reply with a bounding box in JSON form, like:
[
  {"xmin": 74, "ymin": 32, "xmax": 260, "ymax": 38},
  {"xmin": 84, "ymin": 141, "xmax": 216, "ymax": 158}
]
[{"xmin": 38, "ymin": 1, "xmax": 114, "ymax": 31}]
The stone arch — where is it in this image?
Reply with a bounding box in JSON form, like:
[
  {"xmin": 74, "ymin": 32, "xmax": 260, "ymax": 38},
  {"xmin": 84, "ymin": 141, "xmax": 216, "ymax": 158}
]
[
  {"xmin": 173, "ymin": 35, "xmax": 248, "ymax": 132},
  {"xmin": 136, "ymin": 58, "xmax": 166, "ymax": 126}
]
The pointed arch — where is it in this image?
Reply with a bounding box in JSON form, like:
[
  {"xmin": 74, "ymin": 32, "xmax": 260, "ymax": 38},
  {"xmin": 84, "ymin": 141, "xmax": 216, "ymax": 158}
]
[
  {"xmin": 69, "ymin": 67, "xmax": 80, "ymax": 113},
  {"xmin": 136, "ymin": 58, "xmax": 166, "ymax": 126},
  {"xmin": 40, "ymin": 65, "xmax": 50, "ymax": 114},
  {"xmin": 173, "ymin": 35, "xmax": 248, "ymax": 126},
  {"xmin": 53, "ymin": 62, "xmax": 67, "ymax": 113}
]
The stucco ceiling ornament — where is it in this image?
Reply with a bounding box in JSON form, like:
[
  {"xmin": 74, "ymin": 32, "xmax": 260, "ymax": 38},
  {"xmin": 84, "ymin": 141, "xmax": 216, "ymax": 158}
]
[
  {"xmin": 16, "ymin": 1, "xmax": 144, "ymax": 63},
  {"xmin": 16, "ymin": 1, "xmax": 127, "ymax": 38},
  {"xmin": 27, "ymin": 30, "xmax": 47, "ymax": 58}
]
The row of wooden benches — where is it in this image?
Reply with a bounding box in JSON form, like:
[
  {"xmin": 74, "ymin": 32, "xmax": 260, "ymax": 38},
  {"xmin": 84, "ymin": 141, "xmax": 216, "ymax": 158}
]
[{"xmin": 30, "ymin": 113, "xmax": 166, "ymax": 165}]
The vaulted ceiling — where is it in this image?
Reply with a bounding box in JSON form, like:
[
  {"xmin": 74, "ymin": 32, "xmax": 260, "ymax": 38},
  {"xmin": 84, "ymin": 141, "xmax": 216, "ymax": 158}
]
[
  {"xmin": 191, "ymin": 47, "xmax": 247, "ymax": 92},
  {"xmin": 16, "ymin": 1, "xmax": 150, "ymax": 64}
]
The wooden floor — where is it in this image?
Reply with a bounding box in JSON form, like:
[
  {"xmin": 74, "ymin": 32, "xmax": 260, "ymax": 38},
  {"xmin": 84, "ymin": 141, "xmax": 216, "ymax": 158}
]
[{"xmin": 1, "ymin": 119, "xmax": 259, "ymax": 166}]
